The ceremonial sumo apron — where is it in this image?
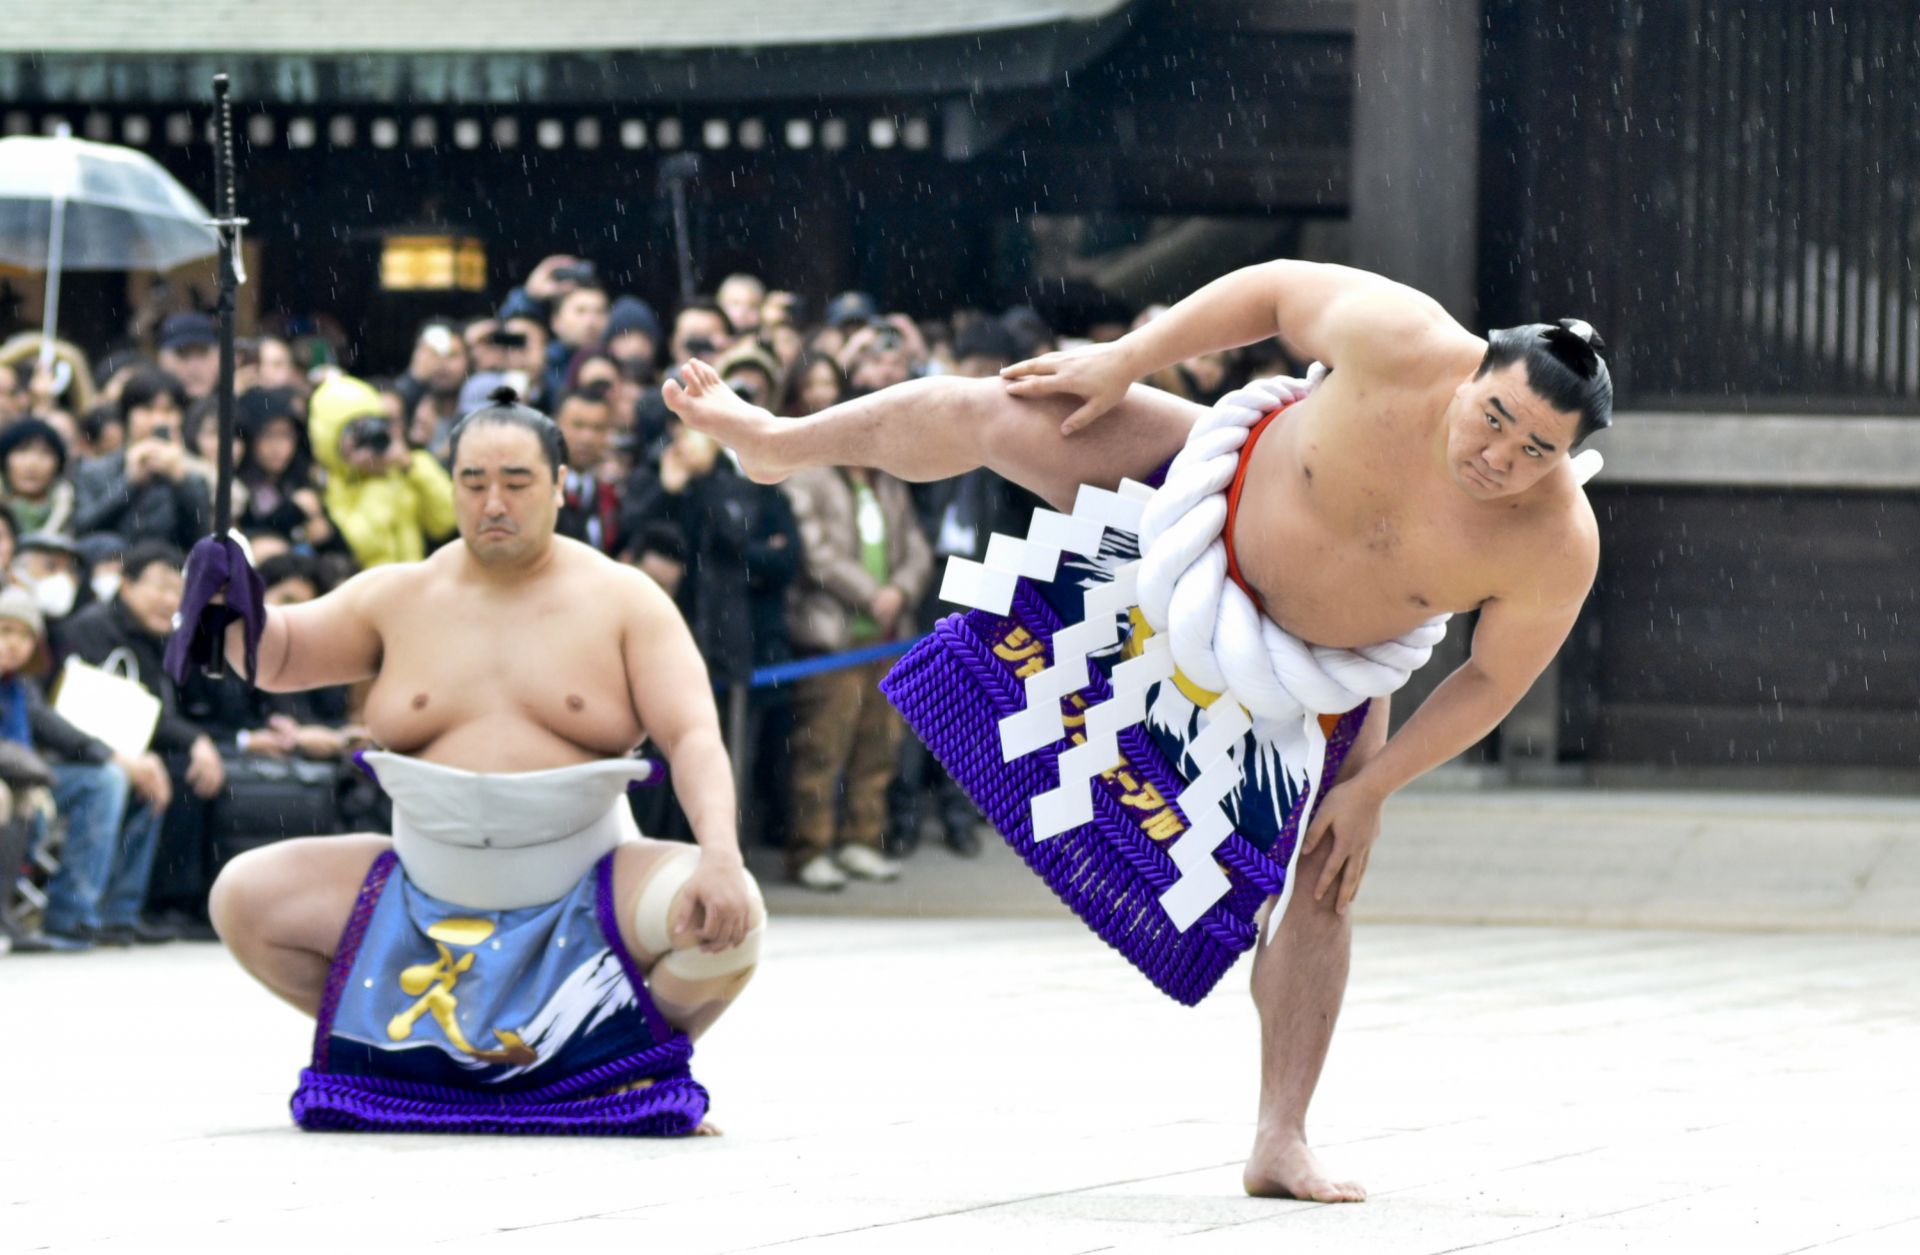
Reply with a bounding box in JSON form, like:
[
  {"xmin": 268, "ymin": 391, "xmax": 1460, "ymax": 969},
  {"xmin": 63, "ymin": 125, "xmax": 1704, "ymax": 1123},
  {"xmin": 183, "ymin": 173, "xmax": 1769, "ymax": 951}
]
[{"xmin": 292, "ymin": 754, "xmax": 708, "ymax": 1136}]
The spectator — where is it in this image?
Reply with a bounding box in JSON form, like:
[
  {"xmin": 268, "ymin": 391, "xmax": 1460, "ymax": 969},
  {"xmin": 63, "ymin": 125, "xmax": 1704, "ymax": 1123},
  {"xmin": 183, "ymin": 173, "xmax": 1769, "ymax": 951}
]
[
  {"xmin": 70, "ymin": 369, "xmax": 212, "ymax": 551},
  {"xmin": 620, "ymin": 415, "xmax": 761, "ymax": 692},
  {"xmin": 155, "ymin": 312, "xmax": 220, "ymax": 401},
  {"xmin": 782, "ymin": 350, "xmax": 851, "ymax": 418},
  {"xmin": 235, "ymin": 388, "xmax": 334, "ymax": 550},
  {"xmin": 500, "ymin": 316, "xmax": 551, "ymax": 405},
  {"xmin": 245, "ymin": 335, "xmax": 303, "ymax": 394},
  {"xmin": 59, "ymin": 541, "xmax": 227, "ymax": 930},
  {"xmin": 395, "ymin": 322, "xmax": 471, "ymax": 462},
  {"xmin": 80, "ymin": 401, "xmax": 126, "ymax": 461},
  {"xmin": 717, "ymin": 272, "xmax": 766, "ymax": 337},
  {"xmin": 823, "ymin": 290, "xmax": 881, "ymax": 335},
  {"xmin": 841, "ymin": 318, "xmax": 921, "ymax": 395},
  {"xmin": 182, "ymin": 397, "xmax": 251, "ymax": 525},
  {"xmin": 714, "ymin": 341, "xmax": 782, "ymax": 415},
  {"xmin": 606, "ymin": 297, "xmax": 663, "ymax": 381},
  {"xmin": 668, "ymin": 300, "xmax": 735, "ymax": 367},
  {"xmin": 76, "ymin": 533, "xmax": 125, "ymax": 609},
  {"xmin": 0, "ymin": 586, "xmax": 172, "ymax": 948},
  {"xmin": 307, "ymin": 373, "xmax": 455, "ymax": 568},
  {"xmin": 12, "ymin": 532, "xmax": 85, "ymax": 645},
  {"xmin": 0, "ymin": 334, "xmax": 97, "ymax": 428},
  {"xmin": 545, "ymin": 285, "xmax": 610, "ymax": 401},
  {"xmin": 554, "ymin": 385, "xmax": 624, "ymax": 555},
  {"xmin": 462, "ymin": 317, "xmax": 507, "ymax": 375},
  {"xmin": 779, "ymin": 460, "xmax": 932, "ymax": 890},
  {"xmin": 0, "ymin": 509, "xmax": 17, "ymax": 580},
  {"xmin": 0, "ymin": 418, "xmax": 76, "ymax": 536}
]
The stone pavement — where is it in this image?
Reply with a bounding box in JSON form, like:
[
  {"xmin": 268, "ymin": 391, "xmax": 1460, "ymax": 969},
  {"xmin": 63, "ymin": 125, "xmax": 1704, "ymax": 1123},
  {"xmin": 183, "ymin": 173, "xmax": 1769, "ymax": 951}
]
[{"xmin": 5, "ymin": 911, "xmax": 1917, "ymax": 1252}]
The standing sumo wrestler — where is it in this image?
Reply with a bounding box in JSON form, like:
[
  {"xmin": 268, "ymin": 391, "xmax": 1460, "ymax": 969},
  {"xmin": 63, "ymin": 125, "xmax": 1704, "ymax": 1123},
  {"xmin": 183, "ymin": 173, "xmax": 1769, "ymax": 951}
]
[
  {"xmin": 198, "ymin": 386, "xmax": 761, "ymax": 1134},
  {"xmin": 664, "ymin": 259, "xmax": 1612, "ymax": 1195}
]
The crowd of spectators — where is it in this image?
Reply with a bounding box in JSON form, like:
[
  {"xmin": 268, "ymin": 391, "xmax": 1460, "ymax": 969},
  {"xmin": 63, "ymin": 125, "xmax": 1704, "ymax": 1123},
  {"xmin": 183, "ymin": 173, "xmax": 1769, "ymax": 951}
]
[{"xmin": 0, "ymin": 253, "xmax": 1283, "ymax": 955}]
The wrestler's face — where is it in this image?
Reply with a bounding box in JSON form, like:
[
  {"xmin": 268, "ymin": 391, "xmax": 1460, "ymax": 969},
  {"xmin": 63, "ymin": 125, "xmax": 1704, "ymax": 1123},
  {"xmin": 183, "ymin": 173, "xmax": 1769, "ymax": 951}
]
[
  {"xmin": 1447, "ymin": 363, "xmax": 1579, "ymax": 500},
  {"xmin": 453, "ymin": 423, "xmax": 562, "ymax": 564}
]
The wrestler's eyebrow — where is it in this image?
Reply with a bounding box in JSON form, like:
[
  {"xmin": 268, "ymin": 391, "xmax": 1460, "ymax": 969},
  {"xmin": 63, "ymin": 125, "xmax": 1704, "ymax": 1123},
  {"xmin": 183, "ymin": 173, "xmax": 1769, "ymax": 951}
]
[{"xmin": 1488, "ymin": 396, "xmax": 1557, "ymax": 451}]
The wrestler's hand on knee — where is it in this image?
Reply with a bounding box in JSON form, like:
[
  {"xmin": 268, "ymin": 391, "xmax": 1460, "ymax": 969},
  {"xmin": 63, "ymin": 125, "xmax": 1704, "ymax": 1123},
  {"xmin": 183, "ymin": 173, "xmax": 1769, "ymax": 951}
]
[
  {"xmin": 676, "ymin": 856, "xmax": 754, "ymax": 953},
  {"xmin": 1000, "ymin": 343, "xmax": 1135, "ymax": 434},
  {"xmin": 1302, "ymin": 781, "xmax": 1386, "ymax": 916}
]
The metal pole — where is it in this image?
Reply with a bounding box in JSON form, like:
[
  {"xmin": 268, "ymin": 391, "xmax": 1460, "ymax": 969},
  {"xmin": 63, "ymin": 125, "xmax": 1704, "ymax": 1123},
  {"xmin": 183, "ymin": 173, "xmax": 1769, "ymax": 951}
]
[
  {"xmin": 37, "ymin": 123, "xmax": 71, "ymax": 376},
  {"xmin": 726, "ymin": 683, "xmax": 751, "ymax": 799},
  {"xmin": 207, "ymin": 73, "xmax": 245, "ymax": 678}
]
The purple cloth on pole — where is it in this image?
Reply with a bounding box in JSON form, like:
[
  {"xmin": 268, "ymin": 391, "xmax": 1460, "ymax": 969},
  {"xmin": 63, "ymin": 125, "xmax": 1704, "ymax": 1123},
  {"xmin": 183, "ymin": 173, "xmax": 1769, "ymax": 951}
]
[
  {"xmin": 164, "ymin": 534, "xmax": 266, "ymax": 684},
  {"xmin": 881, "ymin": 579, "xmax": 1365, "ymax": 1006}
]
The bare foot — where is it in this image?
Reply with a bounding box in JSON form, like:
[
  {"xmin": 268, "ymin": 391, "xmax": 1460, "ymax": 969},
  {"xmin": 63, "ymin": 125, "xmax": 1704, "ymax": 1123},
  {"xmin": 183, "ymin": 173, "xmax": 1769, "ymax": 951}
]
[
  {"xmin": 693, "ymin": 1119, "xmax": 724, "ymax": 1137},
  {"xmin": 1243, "ymin": 1131, "xmax": 1366, "ymax": 1203},
  {"xmin": 662, "ymin": 359, "xmax": 792, "ymax": 483}
]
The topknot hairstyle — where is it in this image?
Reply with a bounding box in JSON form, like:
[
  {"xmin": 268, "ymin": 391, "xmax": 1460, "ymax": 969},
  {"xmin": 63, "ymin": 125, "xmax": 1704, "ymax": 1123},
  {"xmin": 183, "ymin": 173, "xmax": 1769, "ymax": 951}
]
[
  {"xmin": 1476, "ymin": 318, "xmax": 1613, "ymax": 445},
  {"xmin": 447, "ymin": 385, "xmax": 569, "ymax": 477}
]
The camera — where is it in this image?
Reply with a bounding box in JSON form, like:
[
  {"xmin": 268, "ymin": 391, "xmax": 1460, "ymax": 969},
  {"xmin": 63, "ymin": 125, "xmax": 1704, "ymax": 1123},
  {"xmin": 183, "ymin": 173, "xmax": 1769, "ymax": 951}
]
[
  {"xmin": 552, "ymin": 261, "xmax": 597, "ymax": 286},
  {"xmin": 150, "ymin": 424, "xmax": 173, "ymax": 442},
  {"xmin": 683, "ymin": 336, "xmax": 719, "ymax": 359},
  {"xmin": 345, "ymin": 416, "xmax": 393, "ymax": 456},
  {"xmin": 488, "ymin": 328, "xmax": 530, "ymax": 349}
]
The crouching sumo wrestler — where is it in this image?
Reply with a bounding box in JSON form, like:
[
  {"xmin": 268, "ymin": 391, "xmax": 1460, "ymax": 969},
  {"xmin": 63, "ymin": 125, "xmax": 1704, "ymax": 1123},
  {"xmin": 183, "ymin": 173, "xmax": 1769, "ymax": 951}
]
[{"xmin": 181, "ymin": 387, "xmax": 763, "ymax": 1135}]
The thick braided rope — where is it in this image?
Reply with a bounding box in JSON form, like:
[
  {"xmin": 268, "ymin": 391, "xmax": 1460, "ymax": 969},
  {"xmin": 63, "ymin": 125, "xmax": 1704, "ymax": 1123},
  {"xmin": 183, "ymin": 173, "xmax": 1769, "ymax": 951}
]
[{"xmin": 1134, "ymin": 365, "xmax": 1451, "ymax": 723}]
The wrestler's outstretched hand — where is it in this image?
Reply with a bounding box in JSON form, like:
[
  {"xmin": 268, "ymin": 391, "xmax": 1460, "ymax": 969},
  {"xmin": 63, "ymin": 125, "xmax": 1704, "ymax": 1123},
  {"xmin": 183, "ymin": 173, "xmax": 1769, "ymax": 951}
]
[
  {"xmin": 677, "ymin": 856, "xmax": 755, "ymax": 953},
  {"xmin": 1301, "ymin": 781, "xmax": 1386, "ymax": 916},
  {"xmin": 1000, "ymin": 342, "xmax": 1136, "ymax": 435}
]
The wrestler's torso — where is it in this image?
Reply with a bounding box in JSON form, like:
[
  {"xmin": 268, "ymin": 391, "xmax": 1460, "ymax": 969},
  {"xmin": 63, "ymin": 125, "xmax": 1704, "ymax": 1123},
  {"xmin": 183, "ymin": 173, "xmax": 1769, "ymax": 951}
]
[
  {"xmin": 360, "ymin": 540, "xmax": 647, "ymax": 771},
  {"xmin": 1231, "ymin": 346, "xmax": 1586, "ymax": 649}
]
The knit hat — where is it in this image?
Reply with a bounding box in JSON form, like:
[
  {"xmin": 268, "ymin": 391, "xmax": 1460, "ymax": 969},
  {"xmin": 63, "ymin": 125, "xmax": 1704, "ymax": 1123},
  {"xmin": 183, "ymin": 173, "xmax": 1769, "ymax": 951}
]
[
  {"xmin": 607, "ymin": 296, "xmax": 663, "ymax": 346},
  {"xmin": 0, "ymin": 585, "xmax": 44, "ymax": 640}
]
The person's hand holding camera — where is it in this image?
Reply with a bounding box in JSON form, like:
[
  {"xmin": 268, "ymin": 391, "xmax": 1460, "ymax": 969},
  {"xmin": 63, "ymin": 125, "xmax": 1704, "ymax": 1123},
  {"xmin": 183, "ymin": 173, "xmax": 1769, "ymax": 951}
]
[
  {"xmin": 526, "ymin": 254, "xmax": 592, "ymax": 302},
  {"xmin": 126, "ymin": 430, "xmax": 185, "ymax": 485}
]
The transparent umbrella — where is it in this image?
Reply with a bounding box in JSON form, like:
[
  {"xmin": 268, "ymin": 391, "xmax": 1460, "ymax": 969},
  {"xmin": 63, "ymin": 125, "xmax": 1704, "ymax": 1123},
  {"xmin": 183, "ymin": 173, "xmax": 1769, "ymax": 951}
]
[{"xmin": 0, "ymin": 123, "xmax": 218, "ymax": 373}]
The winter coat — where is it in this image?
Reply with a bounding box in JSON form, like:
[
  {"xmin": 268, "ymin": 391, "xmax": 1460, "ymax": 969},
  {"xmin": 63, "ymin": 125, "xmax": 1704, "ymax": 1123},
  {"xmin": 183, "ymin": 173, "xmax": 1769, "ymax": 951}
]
[
  {"xmin": 308, "ymin": 374, "xmax": 456, "ymax": 568},
  {"xmin": 780, "ymin": 468, "xmax": 932, "ymax": 655}
]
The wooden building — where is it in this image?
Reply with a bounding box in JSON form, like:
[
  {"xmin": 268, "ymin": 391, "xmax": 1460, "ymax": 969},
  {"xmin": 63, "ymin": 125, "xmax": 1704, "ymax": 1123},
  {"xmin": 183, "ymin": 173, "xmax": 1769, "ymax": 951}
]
[{"xmin": 3, "ymin": 0, "xmax": 1915, "ymax": 777}]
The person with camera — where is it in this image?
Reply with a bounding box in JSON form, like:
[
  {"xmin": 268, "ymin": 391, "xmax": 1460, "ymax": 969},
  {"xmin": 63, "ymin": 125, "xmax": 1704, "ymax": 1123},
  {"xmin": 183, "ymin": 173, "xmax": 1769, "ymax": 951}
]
[
  {"xmin": 308, "ymin": 373, "xmax": 455, "ymax": 570},
  {"xmin": 394, "ymin": 323, "xmax": 472, "ymax": 463},
  {"xmin": 496, "ymin": 255, "xmax": 607, "ymax": 402},
  {"xmin": 69, "ymin": 369, "xmax": 212, "ymax": 552}
]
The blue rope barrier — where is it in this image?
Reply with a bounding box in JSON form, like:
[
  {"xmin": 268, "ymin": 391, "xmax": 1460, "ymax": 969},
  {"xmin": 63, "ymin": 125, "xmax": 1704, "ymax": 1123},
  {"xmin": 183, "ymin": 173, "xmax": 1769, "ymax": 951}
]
[{"xmin": 745, "ymin": 638, "xmax": 922, "ymax": 690}]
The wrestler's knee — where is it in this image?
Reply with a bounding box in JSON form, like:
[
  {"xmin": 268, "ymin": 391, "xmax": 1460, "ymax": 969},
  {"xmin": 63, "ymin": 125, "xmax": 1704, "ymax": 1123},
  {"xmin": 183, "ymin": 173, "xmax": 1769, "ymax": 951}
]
[
  {"xmin": 208, "ymin": 844, "xmax": 274, "ymax": 945},
  {"xmin": 1283, "ymin": 841, "xmax": 1349, "ymax": 924},
  {"xmin": 632, "ymin": 848, "xmax": 766, "ymax": 977}
]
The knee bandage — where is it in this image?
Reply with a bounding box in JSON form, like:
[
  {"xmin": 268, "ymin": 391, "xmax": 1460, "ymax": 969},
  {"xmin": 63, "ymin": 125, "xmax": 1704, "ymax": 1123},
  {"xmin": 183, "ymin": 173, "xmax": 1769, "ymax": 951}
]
[{"xmin": 632, "ymin": 850, "xmax": 765, "ymax": 982}]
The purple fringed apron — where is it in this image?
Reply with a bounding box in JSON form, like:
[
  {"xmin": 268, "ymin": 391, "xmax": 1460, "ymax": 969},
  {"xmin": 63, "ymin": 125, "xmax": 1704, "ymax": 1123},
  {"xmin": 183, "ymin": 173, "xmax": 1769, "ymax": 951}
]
[
  {"xmin": 881, "ymin": 459, "xmax": 1368, "ymax": 1006},
  {"xmin": 293, "ymin": 850, "xmax": 708, "ymax": 1135}
]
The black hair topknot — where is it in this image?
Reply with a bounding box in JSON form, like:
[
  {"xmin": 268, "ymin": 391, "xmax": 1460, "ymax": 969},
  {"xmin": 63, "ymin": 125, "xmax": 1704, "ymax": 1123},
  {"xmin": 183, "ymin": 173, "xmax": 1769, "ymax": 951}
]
[{"xmin": 489, "ymin": 384, "xmax": 522, "ymax": 407}]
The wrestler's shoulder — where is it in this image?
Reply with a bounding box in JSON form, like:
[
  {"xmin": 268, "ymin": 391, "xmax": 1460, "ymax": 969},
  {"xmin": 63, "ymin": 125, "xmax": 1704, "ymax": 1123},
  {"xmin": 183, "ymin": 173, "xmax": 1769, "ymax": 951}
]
[{"xmin": 1518, "ymin": 477, "xmax": 1600, "ymax": 578}]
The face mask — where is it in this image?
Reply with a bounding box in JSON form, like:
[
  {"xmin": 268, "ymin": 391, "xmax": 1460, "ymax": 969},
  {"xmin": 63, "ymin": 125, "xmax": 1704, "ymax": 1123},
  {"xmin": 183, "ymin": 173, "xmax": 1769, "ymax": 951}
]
[
  {"xmin": 91, "ymin": 572, "xmax": 121, "ymax": 604},
  {"xmin": 26, "ymin": 571, "xmax": 77, "ymax": 619}
]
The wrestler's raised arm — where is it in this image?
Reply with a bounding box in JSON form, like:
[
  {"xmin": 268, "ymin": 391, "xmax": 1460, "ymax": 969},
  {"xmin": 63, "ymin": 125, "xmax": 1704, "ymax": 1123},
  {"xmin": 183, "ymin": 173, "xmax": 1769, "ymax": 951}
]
[
  {"xmin": 225, "ymin": 563, "xmax": 397, "ymax": 693},
  {"xmin": 1002, "ymin": 260, "xmax": 1462, "ymax": 433},
  {"xmin": 615, "ymin": 564, "xmax": 754, "ymax": 952},
  {"xmin": 1301, "ymin": 512, "xmax": 1599, "ymax": 914}
]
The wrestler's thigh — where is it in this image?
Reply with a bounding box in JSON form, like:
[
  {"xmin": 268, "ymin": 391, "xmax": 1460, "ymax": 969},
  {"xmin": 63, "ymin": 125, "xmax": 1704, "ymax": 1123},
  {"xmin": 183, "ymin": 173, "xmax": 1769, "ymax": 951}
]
[
  {"xmin": 977, "ymin": 382, "xmax": 1209, "ymax": 511},
  {"xmin": 209, "ymin": 832, "xmax": 392, "ymax": 957}
]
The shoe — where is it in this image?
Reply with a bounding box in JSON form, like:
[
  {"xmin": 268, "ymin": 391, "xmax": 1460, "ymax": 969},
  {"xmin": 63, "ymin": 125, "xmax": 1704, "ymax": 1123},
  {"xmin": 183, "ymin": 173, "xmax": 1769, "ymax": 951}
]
[
  {"xmin": 107, "ymin": 918, "xmax": 182, "ymax": 945},
  {"xmin": 834, "ymin": 844, "xmax": 902, "ymax": 882},
  {"xmin": 792, "ymin": 854, "xmax": 849, "ymax": 892},
  {"xmin": 86, "ymin": 925, "xmax": 138, "ymax": 947},
  {"xmin": 31, "ymin": 928, "xmax": 95, "ymax": 953},
  {"xmin": 944, "ymin": 824, "xmax": 983, "ymax": 859}
]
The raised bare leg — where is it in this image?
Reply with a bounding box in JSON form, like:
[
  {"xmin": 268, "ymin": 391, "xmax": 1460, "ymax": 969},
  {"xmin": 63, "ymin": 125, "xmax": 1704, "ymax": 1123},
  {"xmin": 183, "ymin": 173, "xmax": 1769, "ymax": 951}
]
[
  {"xmin": 664, "ymin": 358, "xmax": 1203, "ymax": 511},
  {"xmin": 209, "ymin": 833, "xmax": 392, "ymax": 1016}
]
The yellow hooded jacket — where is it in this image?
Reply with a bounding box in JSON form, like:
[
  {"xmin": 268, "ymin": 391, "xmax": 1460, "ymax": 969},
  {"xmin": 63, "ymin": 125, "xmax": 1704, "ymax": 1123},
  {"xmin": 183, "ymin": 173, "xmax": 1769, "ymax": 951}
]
[{"xmin": 308, "ymin": 374, "xmax": 456, "ymax": 567}]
